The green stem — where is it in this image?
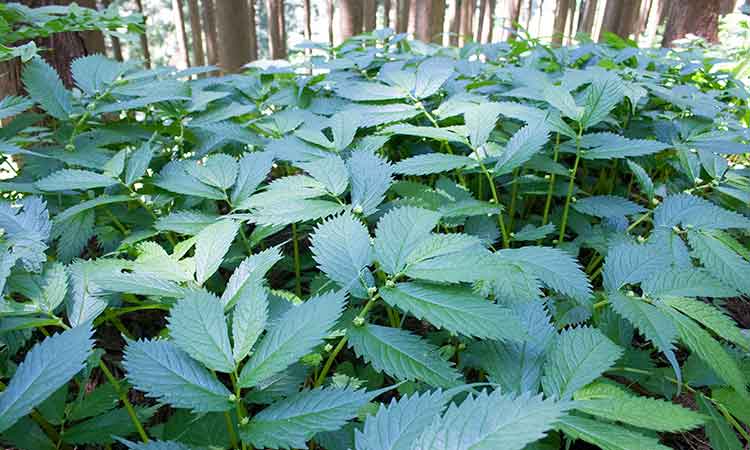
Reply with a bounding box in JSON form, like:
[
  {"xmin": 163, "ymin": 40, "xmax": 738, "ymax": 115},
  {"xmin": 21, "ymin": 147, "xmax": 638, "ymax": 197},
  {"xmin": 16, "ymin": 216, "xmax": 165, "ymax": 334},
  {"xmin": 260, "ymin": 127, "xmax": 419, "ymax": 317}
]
[
  {"xmin": 542, "ymin": 133, "xmax": 561, "ymax": 226},
  {"xmin": 291, "ymin": 223, "xmax": 302, "ymax": 298},
  {"xmin": 230, "ymin": 372, "xmax": 249, "ymax": 450},
  {"xmin": 224, "ymin": 411, "xmax": 239, "ymax": 450},
  {"xmin": 99, "ymin": 361, "xmax": 149, "ymax": 443},
  {"xmin": 557, "ymin": 128, "xmax": 583, "ymax": 246},
  {"xmin": 508, "ymin": 168, "xmax": 521, "ymax": 233}
]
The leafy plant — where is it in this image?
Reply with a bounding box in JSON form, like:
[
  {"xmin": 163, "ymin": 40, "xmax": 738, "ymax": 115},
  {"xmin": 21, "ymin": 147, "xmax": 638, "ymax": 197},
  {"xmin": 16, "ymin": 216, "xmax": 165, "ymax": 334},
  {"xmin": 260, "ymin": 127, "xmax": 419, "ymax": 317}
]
[{"xmin": 1, "ymin": 25, "xmax": 749, "ymax": 450}]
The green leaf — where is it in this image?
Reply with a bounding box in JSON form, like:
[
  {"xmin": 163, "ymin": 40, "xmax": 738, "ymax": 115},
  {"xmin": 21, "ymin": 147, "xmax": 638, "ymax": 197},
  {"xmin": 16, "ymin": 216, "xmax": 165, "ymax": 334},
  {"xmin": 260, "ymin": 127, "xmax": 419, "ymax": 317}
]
[
  {"xmin": 663, "ymin": 296, "xmax": 749, "ymax": 350},
  {"xmin": 239, "ymin": 290, "xmax": 346, "ymax": 387},
  {"xmin": 250, "ymin": 199, "xmax": 347, "ymax": 226},
  {"xmin": 602, "ymin": 241, "xmax": 670, "ymax": 292},
  {"xmin": 626, "ymin": 160, "xmax": 654, "ymax": 202},
  {"xmin": 38, "ymin": 262, "xmax": 67, "ymax": 313},
  {"xmin": 186, "ymin": 154, "xmax": 238, "ymax": 190},
  {"xmin": 414, "ymin": 57, "xmax": 454, "ymax": 99},
  {"xmin": 557, "ymin": 415, "xmax": 673, "ymax": 450},
  {"xmin": 36, "ymin": 169, "xmax": 118, "ymax": 191},
  {"xmin": 696, "ymin": 395, "xmax": 744, "ymax": 450},
  {"xmin": 687, "ymin": 230, "xmax": 750, "ymax": 295},
  {"xmin": 221, "ymin": 246, "xmax": 283, "ymax": 309},
  {"xmin": 335, "ymin": 81, "xmax": 406, "ymax": 101},
  {"xmin": 413, "ymin": 390, "xmax": 569, "ymax": 450},
  {"xmin": 579, "ymin": 133, "xmax": 669, "ymax": 159},
  {"xmin": 231, "ymin": 152, "xmax": 274, "ymax": 206},
  {"xmin": 355, "ymin": 389, "xmax": 455, "ymax": 450},
  {"xmin": 572, "ymin": 195, "xmax": 645, "ymax": 218},
  {"xmin": 608, "ymin": 292, "xmax": 681, "ymax": 384},
  {"xmin": 348, "ymin": 149, "xmax": 394, "ymax": 216},
  {"xmin": 373, "ymin": 206, "xmax": 441, "ymax": 276},
  {"xmin": 155, "ymin": 210, "xmax": 219, "ymax": 235},
  {"xmin": 299, "ymin": 155, "xmax": 349, "ymax": 196},
  {"xmin": 464, "ymin": 102, "xmax": 500, "ymax": 148},
  {"xmin": 67, "ymin": 383, "xmax": 119, "ymax": 421},
  {"xmin": 232, "ymin": 282, "xmax": 268, "ymax": 363},
  {"xmin": 0, "ymin": 324, "xmax": 93, "ymax": 433},
  {"xmin": 642, "ymin": 268, "xmax": 738, "ymax": 298},
  {"xmin": 394, "ymin": 153, "xmax": 475, "ymax": 176},
  {"xmin": 154, "ymin": 161, "xmax": 226, "ymax": 200},
  {"xmin": 120, "ymin": 439, "xmax": 194, "ymax": 450},
  {"xmin": 654, "ymin": 194, "xmax": 750, "ymax": 230},
  {"xmin": 65, "ymin": 260, "xmax": 109, "ymax": 327},
  {"xmin": 541, "ymin": 326, "xmax": 623, "ymax": 400},
  {"xmin": 348, "ymin": 323, "xmax": 462, "ymax": 388},
  {"xmin": 123, "ymin": 338, "xmax": 232, "ymax": 413},
  {"xmin": 580, "ymin": 73, "xmax": 625, "ymax": 129},
  {"xmin": 403, "ymin": 234, "xmax": 495, "ymax": 283},
  {"xmin": 194, "ymin": 219, "xmax": 239, "ymax": 285},
  {"xmin": 168, "ymin": 290, "xmax": 234, "ymax": 373},
  {"xmin": 63, "ymin": 406, "xmax": 157, "ymax": 445},
  {"xmin": 494, "ymin": 121, "xmax": 551, "ymax": 175},
  {"xmin": 241, "ymin": 386, "xmax": 382, "ymax": 449},
  {"xmin": 54, "ymin": 195, "xmax": 131, "ymax": 223},
  {"xmin": 542, "ymin": 84, "xmax": 583, "ymax": 121},
  {"xmin": 381, "ymin": 124, "xmax": 467, "ymax": 144},
  {"xmin": 22, "ymin": 58, "xmax": 72, "ymax": 120},
  {"xmin": 0, "ymin": 95, "xmax": 34, "ymax": 120},
  {"xmin": 125, "ymin": 141, "xmax": 155, "ymax": 185},
  {"xmin": 310, "ymin": 212, "xmax": 372, "ymax": 296},
  {"xmin": 71, "ymin": 54, "xmax": 124, "ymax": 96},
  {"xmin": 380, "ymin": 282, "xmax": 524, "ymax": 341}
]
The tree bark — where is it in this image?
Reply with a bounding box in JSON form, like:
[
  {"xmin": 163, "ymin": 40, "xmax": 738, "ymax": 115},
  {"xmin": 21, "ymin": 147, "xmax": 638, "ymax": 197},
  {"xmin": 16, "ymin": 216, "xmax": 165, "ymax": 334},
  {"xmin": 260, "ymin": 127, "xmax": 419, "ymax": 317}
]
[
  {"xmin": 408, "ymin": 0, "xmax": 418, "ymax": 34},
  {"xmin": 327, "ymin": 0, "xmax": 335, "ymax": 45},
  {"xmin": 503, "ymin": 0, "xmax": 521, "ymax": 41},
  {"xmin": 267, "ymin": 0, "xmax": 286, "ymax": 59},
  {"xmin": 414, "ymin": 0, "xmax": 434, "ymax": 41},
  {"xmin": 102, "ymin": 0, "xmax": 123, "ymax": 60},
  {"xmin": 449, "ymin": 0, "xmax": 462, "ymax": 45},
  {"xmin": 363, "ymin": 0, "xmax": 377, "ymax": 31},
  {"xmin": 565, "ymin": 0, "xmax": 577, "ymax": 42},
  {"xmin": 172, "ymin": 0, "xmax": 191, "ymax": 67},
  {"xmin": 133, "ymin": 0, "xmax": 152, "ymax": 67},
  {"xmin": 661, "ymin": 0, "xmax": 723, "ymax": 46},
  {"xmin": 340, "ymin": 0, "xmax": 363, "ymax": 41},
  {"xmin": 215, "ymin": 0, "xmax": 252, "ymax": 71},
  {"xmin": 186, "ymin": 0, "xmax": 205, "ymax": 66},
  {"xmin": 384, "ymin": 0, "xmax": 392, "ymax": 28},
  {"xmin": 202, "ymin": 0, "xmax": 218, "ymax": 65},
  {"xmin": 432, "ymin": 0, "xmax": 447, "ymax": 43},
  {"xmin": 78, "ymin": 0, "xmax": 106, "ymax": 55},
  {"xmin": 303, "ymin": 0, "xmax": 312, "ymax": 41},
  {"xmin": 552, "ymin": 0, "xmax": 571, "ymax": 45},
  {"xmin": 460, "ymin": 0, "xmax": 475, "ymax": 44},
  {"xmin": 599, "ymin": 0, "xmax": 622, "ymax": 39},
  {"xmin": 577, "ymin": 0, "xmax": 598, "ymax": 35},
  {"xmin": 248, "ymin": 0, "xmax": 258, "ymax": 61},
  {"xmin": 397, "ymin": 0, "xmax": 411, "ymax": 33},
  {"xmin": 636, "ymin": 0, "xmax": 652, "ymax": 33}
]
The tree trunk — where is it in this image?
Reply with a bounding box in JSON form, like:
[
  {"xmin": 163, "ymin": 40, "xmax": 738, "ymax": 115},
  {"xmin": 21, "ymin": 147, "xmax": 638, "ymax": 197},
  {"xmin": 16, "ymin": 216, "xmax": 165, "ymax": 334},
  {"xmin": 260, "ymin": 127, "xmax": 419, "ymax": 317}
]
[
  {"xmin": 565, "ymin": 0, "xmax": 577, "ymax": 42},
  {"xmin": 102, "ymin": 0, "xmax": 123, "ymax": 60},
  {"xmin": 248, "ymin": 0, "xmax": 258, "ymax": 61},
  {"xmin": 476, "ymin": 0, "xmax": 487, "ymax": 41},
  {"xmin": 449, "ymin": 0, "xmax": 462, "ymax": 45},
  {"xmin": 504, "ymin": 0, "xmax": 521, "ymax": 41},
  {"xmin": 215, "ymin": 0, "xmax": 252, "ymax": 71},
  {"xmin": 526, "ymin": 0, "xmax": 534, "ymax": 29},
  {"xmin": 599, "ymin": 0, "xmax": 622, "ymax": 39},
  {"xmin": 327, "ymin": 0, "xmax": 335, "ymax": 45},
  {"xmin": 186, "ymin": 0, "xmax": 205, "ymax": 66},
  {"xmin": 363, "ymin": 0, "xmax": 377, "ymax": 31},
  {"xmin": 577, "ymin": 0, "xmax": 598, "ymax": 35},
  {"xmin": 303, "ymin": 0, "xmax": 312, "ymax": 41},
  {"xmin": 408, "ymin": 0, "xmax": 418, "ymax": 34},
  {"xmin": 397, "ymin": 0, "xmax": 411, "ymax": 33},
  {"xmin": 414, "ymin": 0, "xmax": 433, "ymax": 41},
  {"xmin": 340, "ymin": 0, "xmax": 363, "ymax": 41},
  {"xmin": 172, "ymin": 0, "xmax": 191, "ymax": 67},
  {"xmin": 202, "ymin": 0, "xmax": 218, "ymax": 65},
  {"xmin": 78, "ymin": 0, "xmax": 106, "ymax": 55},
  {"xmin": 637, "ymin": 0, "xmax": 652, "ymax": 33},
  {"xmin": 661, "ymin": 0, "xmax": 723, "ymax": 46},
  {"xmin": 460, "ymin": 0, "xmax": 475, "ymax": 44},
  {"xmin": 384, "ymin": 0, "xmax": 392, "ymax": 28},
  {"xmin": 267, "ymin": 0, "xmax": 286, "ymax": 59},
  {"xmin": 552, "ymin": 0, "xmax": 571, "ymax": 45},
  {"xmin": 133, "ymin": 0, "xmax": 152, "ymax": 67},
  {"xmin": 432, "ymin": 0, "xmax": 447, "ymax": 43}
]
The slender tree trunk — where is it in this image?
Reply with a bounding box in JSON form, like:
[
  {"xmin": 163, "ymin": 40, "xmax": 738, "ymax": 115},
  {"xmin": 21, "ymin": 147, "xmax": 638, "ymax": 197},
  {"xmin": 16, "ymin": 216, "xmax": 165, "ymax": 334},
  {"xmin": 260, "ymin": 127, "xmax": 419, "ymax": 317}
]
[
  {"xmin": 599, "ymin": 0, "xmax": 622, "ymax": 39},
  {"xmin": 661, "ymin": 0, "xmax": 723, "ymax": 46},
  {"xmin": 133, "ymin": 0, "xmax": 152, "ymax": 67},
  {"xmin": 186, "ymin": 0, "xmax": 205, "ymax": 66},
  {"xmin": 577, "ymin": 0, "xmax": 597, "ymax": 34},
  {"xmin": 267, "ymin": 0, "xmax": 285, "ymax": 59},
  {"xmin": 172, "ymin": 0, "xmax": 191, "ymax": 67},
  {"xmin": 101, "ymin": 0, "xmax": 123, "ymax": 60},
  {"xmin": 449, "ymin": 0, "xmax": 462, "ymax": 45},
  {"xmin": 340, "ymin": 0, "xmax": 363, "ymax": 41},
  {"xmin": 215, "ymin": 0, "xmax": 252, "ymax": 71},
  {"xmin": 537, "ymin": 0, "xmax": 545, "ymax": 35},
  {"xmin": 637, "ymin": 0, "xmax": 652, "ymax": 33},
  {"xmin": 645, "ymin": 0, "xmax": 667, "ymax": 45},
  {"xmin": 248, "ymin": 0, "xmax": 258, "ymax": 60},
  {"xmin": 78, "ymin": 0, "xmax": 106, "ymax": 55},
  {"xmin": 278, "ymin": 0, "xmax": 287, "ymax": 56},
  {"xmin": 432, "ymin": 0, "xmax": 446, "ymax": 43},
  {"xmin": 502, "ymin": 0, "xmax": 521, "ymax": 41},
  {"xmin": 202, "ymin": 0, "xmax": 218, "ymax": 65},
  {"xmin": 408, "ymin": 0, "xmax": 418, "ymax": 34},
  {"xmin": 414, "ymin": 0, "xmax": 433, "ymax": 41},
  {"xmin": 477, "ymin": 0, "xmax": 488, "ymax": 41},
  {"xmin": 460, "ymin": 0, "xmax": 475, "ymax": 44},
  {"xmin": 565, "ymin": 0, "xmax": 576, "ymax": 43},
  {"xmin": 363, "ymin": 0, "xmax": 377, "ymax": 31},
  {"xmin": 384, "ymin": 0, "xmax": 392, "ymax": 28},
  {"xmin": 303, "ymin": 0, "xmax": 312, "ymax": 41},
  {"xmin": 327, "ymin": 0, "xmax": 335, "ymax": 45},
  {"xmin": 526, "ymin": 0, "xmax": 534, "ymax": 29},
  {"xmin": 397, "ymin": 0, "xmax": 411, "ymax": 33},
  {"xmin": 552, "ymin": 0, "xmax": 570, "ymax": 44}
]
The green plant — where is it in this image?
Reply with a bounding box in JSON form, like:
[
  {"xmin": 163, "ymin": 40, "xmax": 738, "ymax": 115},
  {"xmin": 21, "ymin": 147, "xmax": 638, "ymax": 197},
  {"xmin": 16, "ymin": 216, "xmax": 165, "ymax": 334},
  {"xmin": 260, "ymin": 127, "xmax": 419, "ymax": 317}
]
[{"xmin": 0, "ymin": 27, "xmax": 749, "ymax": 450}]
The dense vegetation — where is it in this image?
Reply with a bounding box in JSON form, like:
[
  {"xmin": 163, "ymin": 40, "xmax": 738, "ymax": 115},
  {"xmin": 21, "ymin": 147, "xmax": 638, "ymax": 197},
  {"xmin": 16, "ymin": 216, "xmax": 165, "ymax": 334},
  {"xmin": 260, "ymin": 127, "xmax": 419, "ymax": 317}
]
[{"xmin": 1, "ymin": 24, "xmax": 750, "ymax": 450}]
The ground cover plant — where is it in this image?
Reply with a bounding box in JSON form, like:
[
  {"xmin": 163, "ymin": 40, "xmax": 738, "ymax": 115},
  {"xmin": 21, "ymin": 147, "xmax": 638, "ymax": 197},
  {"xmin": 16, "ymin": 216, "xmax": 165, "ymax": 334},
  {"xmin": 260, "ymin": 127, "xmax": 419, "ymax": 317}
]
[{"xmin": 1, "ymin": 25, "xmax": 750, "ymax": 450}]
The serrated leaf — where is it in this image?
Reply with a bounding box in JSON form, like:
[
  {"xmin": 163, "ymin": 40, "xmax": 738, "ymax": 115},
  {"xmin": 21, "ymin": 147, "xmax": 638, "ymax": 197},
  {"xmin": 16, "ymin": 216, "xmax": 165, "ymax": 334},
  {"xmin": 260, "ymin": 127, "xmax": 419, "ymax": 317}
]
[
  {"xmin": 168, "ymin": 290, "xmax": 234, "ymax": 373},
  {"xmin": 663, "ymin": 296, "xmax": 749, "ymax": 350},
  {"xmin": 186, "ymin": 154, "xmax": 238, "ymax": 190},
  {"xmin": 394, "ymin": 153, "xmax": 475, "ymax": 176},
  {"xmin": 687, "ymin": 230, "xmax": 750, "ymax": 295},
  {"xmin": 231, "ymin": 152, "xmax": 274, "ymax": 206},
  {"xmin": 380, "ymin": 282, "xmax": 524, "ymax": 341},
  {"xmin": 579, "ymin": 133, "xmax": 669, "ymax": 159},
  {"xmin": 22, "ymin": 58, "xmax": 72, "ymax": 120},
  {"xmin": 310, "ymin": 213, "xmax": 372, "ymax": 296},
  {"xmin": 241, "ymin": 386, "xmax": 382, "ymax": 449},
  {"xmin": 221, "ymin": 246, "xmax": 283, "ymax": 309},
  {"xmin": 251, "ymin": 199, "xmax": 347, "ymax": 226},
  {"xmin": 66, "ymin": 260, "xmax": 109, "ymax": 327},
  {"xmin": 414, "ymin": 57, "xmax": 454, "ymax": 99},
  {"xmin": 299, "ymin": 155, "xmax": 349, "ymax": 195},
  {"xmin": 381, "ymin": 124, "xmax": 467, "ymax": 144},
  {"xmin": 125, "ymin": 141, "xmax": 155, "ymax": 185},
  {"xmin": 123, "ymin": 338, "xmax": 232, "ymax": 413},
  {"xmin": 626, "ymin": 160, "xmax": 654, "ymax": 202},
  {"xmin": 348, "ymin": 149, "xmax": 394, "ymax": 215},
  {"xmin": 464, "ymin": 102, "xmax": 500, "ymax": 148},
  {"xmin": 602, "ymin": 241, "xmax": 670, "ymax": 292},
  {"xmin": 0, "ymin": 324, "xmax": 93, "ymax": 433},
  {"xmin": 195, "ymin": 219, "xmax": 239, "ymax": 285},
  {"xmin": 572, "ymin": 195, "xmax": 645, "ymax": 218},
  {"xmin": 373, "ymin": 206, "xmax": 441, "ymax": 276},
  {"xmin": 348, "ymin": 323, "xmax": 462, "ymax": 388},
  {"xmin": 696, "ymin": 395, "xmax": 744, "ymax": 450},
  {"xmin": 642, "ymin": 268, "xmax": 738, "ymax": 298},
  {"xmin": 580, "ymin": 73, "xmax": 625, "ymax": 129},
  {"xmin": 71, "ymin": 54, "xmax": 124, "ymax": 96},
  {"xmin": 541, "ymin": 326, "xmax": 623, "ymax": 400},
  {"xmin": 239, "ymin": 290, "xmax": 345, "ymax": 387},
  {"xmin": 54, "ymin": 195, "xmax": 131, "ymax": 223},
  {"xmin": 654, "ymin": 194, "xmax": 750, "ymax": 230},
  {"xmin": 494, "ymin": 121, "xmax": 551, "ymax": 175},
  {"xmin": 232, "ymin": 282, "xmax": 268, "ymax": 363},
  {"xmin": 412, "ymin": 390, "xmax": 569, "ymax": 450},
  {"xmin": 557, "ymin": 415, "xmax": 673, "ymax": 450},
  {"xmin": 155, "ymin": 210, "xmax": 218, "ymax": 235},
  {"xmin": 0, "ymin": 95, "xmax": 34, "ymax": 120},
  {"xmin": 335, "ymin": 81, "xmax": 406, "ymax": 101},
  {"xmin": 36, "ymin": 169, "xmax": 118, "ymax": 191},
  {"xmin": 63, "ymin": 405, "xmax": 157, "ymax": 445},
  {"xmin": 120, "ymin": 439, "xmax": 194, "ymax": 450},
  {"xmin": 154, "ymin": 161, "xmax": 226, "ymax": 200}
]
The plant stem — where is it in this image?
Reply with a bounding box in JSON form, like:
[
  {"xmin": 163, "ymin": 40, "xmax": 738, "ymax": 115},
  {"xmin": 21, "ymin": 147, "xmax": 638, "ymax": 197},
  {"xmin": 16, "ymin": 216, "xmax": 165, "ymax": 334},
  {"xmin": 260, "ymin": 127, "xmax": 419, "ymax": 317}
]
[
  {"xmin": 557, "ymin": 127, "xmax": 583, "ymax": 246},
  {"xmin": 291, "ymin": 223, "xmax": 302, "ymax": 298},
  {"xmin": 508, "ymin": 168, "xmax": 521, "ymax": 232},
  {"xmin": 230, "ymin": 372, "xmax": 249, "ymax": 450},
  {"xmin": 99, "ymin": 361, "xmax": 149, "ymax": 443},
  {"xmin": 542, "ymin": 133, "xmax": 561, "ymax": 226},
  {"xmin": 224, "ymin": 411, "xmax": 239, "ymax": 450}
]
